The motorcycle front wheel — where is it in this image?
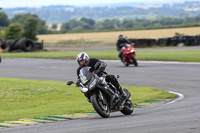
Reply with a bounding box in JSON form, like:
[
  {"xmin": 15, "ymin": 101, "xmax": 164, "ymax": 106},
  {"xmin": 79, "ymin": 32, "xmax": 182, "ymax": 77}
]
[
  {"xmin": 131, "ymin": 55, "xmax": 138, "ymax": 67},
  {"xmin": 90, "ymin": 94, "xmax": 110, "ymax": 118}
]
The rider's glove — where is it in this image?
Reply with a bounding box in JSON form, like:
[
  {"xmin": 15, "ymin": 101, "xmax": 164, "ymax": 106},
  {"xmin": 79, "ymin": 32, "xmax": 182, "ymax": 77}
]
[{"xmin": 94, "ymin": 61, "xmax": 107, "ymax": 74}]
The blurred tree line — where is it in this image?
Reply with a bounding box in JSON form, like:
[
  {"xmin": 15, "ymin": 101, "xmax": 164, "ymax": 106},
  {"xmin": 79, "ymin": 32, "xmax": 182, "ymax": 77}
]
[
  {"xmin": 0, "ymin": 12, "xmax": 53, "ymax": 41},
  {"xmin": 1, "ymin": 11, "xmax": 200, "ymax": 40},
  {"xmin": 60, "ymin": 16, "xmax": 200, "ymax": 33}
]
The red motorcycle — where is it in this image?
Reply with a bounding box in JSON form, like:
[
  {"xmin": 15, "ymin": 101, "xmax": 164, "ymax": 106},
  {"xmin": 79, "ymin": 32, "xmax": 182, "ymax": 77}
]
[{"xmin": 121, "ymin": 43, "xmax": 138, "ymax": 67}]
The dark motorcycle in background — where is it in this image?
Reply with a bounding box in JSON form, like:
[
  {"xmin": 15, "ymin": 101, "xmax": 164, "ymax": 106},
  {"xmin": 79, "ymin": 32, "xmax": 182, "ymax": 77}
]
[
  {"xmin": 121, "ymin": 43, "xmax": 138, "ymax": 67},
  {"xmin": 67, "ymin": 66, "xmax": 134, "ymax": 118}
]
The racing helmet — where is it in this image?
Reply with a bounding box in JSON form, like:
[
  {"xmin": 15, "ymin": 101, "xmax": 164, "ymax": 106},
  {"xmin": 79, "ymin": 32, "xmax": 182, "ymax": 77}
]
[
  {"xmin": 118, "ymin": 34, "xmax": 124, "ymax": 40},
  {"xmin": 76, "ymin": 52, "xmax": 90, "ymax": 66}
]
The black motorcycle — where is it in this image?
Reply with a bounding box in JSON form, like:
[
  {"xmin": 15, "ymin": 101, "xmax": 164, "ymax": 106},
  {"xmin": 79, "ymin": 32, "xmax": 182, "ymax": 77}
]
[{"xmin": 67, "ymin": 66, "xmax": 133, "ymax": 118}]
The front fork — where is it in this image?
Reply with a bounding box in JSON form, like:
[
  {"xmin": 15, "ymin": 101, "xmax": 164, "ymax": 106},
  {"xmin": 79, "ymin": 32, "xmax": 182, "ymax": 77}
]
[
  {"xmin": 98, "ymin": 90, "xmax": 107, "ymax": 105},
  {"xmin": 128, "ymin": 53, "xmax": 135, "ymax": 61}
]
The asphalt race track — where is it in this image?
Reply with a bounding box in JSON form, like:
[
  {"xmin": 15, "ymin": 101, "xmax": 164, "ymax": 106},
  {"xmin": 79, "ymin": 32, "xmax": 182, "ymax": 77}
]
[{"xmin": 0, "ymin": 58, "xmax": 200, "ymax": 133}]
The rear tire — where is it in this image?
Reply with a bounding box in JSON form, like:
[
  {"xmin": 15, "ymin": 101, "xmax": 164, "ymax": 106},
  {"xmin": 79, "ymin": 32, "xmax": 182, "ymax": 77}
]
[
  {"xmin": 131, "ymin": 56, "xmax": 138, "ymax": 67},
  {"xmin": 125, "ymin": 62, "xmax": 129, "ymax": 67},
  {"xmin": 121, "ymin": 99, "xmax": 134, "ymax": 115},
  {"xmin": 90, "ymin": 94, "xmax": 110, "ymax": 118}
]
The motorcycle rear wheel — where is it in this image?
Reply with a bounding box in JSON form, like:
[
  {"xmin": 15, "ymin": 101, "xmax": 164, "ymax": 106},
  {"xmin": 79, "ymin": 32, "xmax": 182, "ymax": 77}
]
[
  {"xmin": 90, "ymin": 94, "xmax": 110, "ymax": 118},
  {"xmin": 121, "ymin": 99, "xmax": 134, "ymax": 115}
]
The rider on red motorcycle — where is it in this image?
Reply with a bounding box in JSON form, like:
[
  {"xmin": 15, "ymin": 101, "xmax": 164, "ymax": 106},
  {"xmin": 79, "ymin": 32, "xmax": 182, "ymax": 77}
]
[
  {"xmin": 116, "ymin": 34, "xmax": 133, "ymax": 62},
  {"xmin": 76, "ymin": 52, "xmax": 126, "ymax": 98}
]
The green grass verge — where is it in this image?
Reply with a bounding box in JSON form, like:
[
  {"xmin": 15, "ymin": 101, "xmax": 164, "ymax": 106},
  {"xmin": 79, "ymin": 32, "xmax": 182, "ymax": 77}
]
[
  {"xmin": 0, "ymin": 78, "xmax": 176, "ymax": 122},
  {"xmin": 1, "ymin": 50, "xmax": 200, "ymax": 62}
]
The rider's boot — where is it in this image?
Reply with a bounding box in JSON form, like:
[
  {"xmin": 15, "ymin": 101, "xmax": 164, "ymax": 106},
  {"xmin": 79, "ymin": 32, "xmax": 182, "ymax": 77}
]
[
  {"xmin": 119, "ymin": 53, "xmax": 124, "ymax": 62},
  {"xmin": 120, "ymin": 56, "xmax": 124, "ymax": 63},
  {"xmin": 120, "ymin": 56, "xmax": 128, "ymax": 66},
  {"xmin": 107, "ymin": 75, "xmax": 127, "ymax": 99},
  {"xmin": 121, "ymin": 58, "xmax": 127, "ymax": 66},
  {"xmin": 118, "ymin": 86, "xmax": 127, "ymax": 99}
]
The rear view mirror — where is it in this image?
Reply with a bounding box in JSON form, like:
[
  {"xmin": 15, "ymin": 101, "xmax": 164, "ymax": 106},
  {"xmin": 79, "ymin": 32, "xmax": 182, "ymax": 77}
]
[{"xmin": 67, "ymin": 81, "xmax": 74, "ymax": 86}]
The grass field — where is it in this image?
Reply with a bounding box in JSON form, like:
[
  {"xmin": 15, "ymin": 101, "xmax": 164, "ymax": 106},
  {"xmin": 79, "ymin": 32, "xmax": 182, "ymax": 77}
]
[
  {"xmin": 37, "ymin": 27, "xmax": 200, "ymax": 44},
  {"xmin": 0, "ymin": 78, "xmax": 177, "ymax": 122},
  {"xmin": 1, "ymin": 50, "xmax": 200, "ymax": 62}
]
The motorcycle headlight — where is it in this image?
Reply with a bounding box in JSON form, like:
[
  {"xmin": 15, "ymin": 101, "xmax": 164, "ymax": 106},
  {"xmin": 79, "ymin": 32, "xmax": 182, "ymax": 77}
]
[
  {"xmin": 81, "ymin": 88, "xmax": 88, "ymax": 93},
  {"xmin": 131, "ymin": 49, "xmax": 134, "ymax": 53},
  {"xmin": 89, "ymin": 79, "xmax": 97, "ymax": 90}
]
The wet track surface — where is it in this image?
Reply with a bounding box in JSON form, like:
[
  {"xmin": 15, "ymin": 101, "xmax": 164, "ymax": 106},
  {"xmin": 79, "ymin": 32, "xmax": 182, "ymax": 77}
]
[{"xmin": 0, "ymin": 58, "xmax": 200, "ymax": 133}]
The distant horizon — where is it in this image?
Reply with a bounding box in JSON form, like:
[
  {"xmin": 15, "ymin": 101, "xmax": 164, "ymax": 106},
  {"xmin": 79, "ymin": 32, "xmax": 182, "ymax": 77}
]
[{"xmin": 1, "ymin": 0, "xmax": 198, "ymax": 8}]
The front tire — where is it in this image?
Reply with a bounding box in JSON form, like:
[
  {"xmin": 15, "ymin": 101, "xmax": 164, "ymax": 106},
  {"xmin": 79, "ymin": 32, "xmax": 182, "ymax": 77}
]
[
  {"xmin": 121, "ymin": 99, "xmax": 134, "ymax": 115},
  {"xmin": 131, "ymin": 55, "xmax": 138, "ymax": 67},
  {"xmin": 90, "ymin": 94, "xmax": 110, "ymax": 118}
]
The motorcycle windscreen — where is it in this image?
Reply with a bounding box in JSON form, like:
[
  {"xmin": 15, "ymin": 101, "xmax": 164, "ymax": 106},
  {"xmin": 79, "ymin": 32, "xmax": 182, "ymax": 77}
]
[
  {"xmin": 79, "ymin": 67, "xmax": 93, "ymax": 85},
  {"xmin": 124, "ymin": 44, "xmax": 130, "ymax": 49}
]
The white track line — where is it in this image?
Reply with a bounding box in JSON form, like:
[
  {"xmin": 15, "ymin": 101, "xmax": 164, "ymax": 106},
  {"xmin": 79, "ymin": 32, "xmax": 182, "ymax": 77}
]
[{"xmin": 166, "ymin": 91, "xmax": 184, "ymax": 104}]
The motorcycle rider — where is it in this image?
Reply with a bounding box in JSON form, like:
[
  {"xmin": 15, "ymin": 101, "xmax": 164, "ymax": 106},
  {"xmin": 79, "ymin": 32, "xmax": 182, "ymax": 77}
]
[
  {"xmin": 76, "ymin": 52, "xmax": 126, "ymax": 99},
  {"xmin": 116, "ymin": 34, "xmax": 133, "ymax": 62}
]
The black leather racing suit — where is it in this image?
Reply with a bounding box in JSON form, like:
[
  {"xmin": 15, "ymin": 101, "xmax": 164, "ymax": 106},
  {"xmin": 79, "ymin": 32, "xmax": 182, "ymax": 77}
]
[{"xmin": 77, "ymin": 58, "xmax": 121, "ymax": 97}]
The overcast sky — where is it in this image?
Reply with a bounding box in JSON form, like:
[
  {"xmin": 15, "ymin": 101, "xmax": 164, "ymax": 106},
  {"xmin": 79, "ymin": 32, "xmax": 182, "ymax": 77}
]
[{"xmin": 0, "ymin": 0, "xmax": 198, "ymax": 8}]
